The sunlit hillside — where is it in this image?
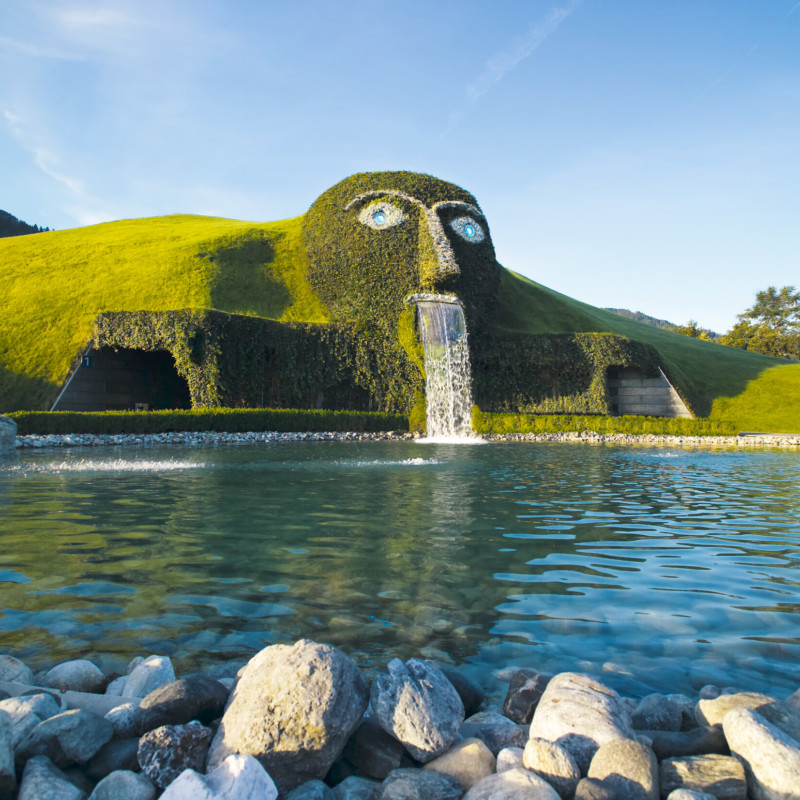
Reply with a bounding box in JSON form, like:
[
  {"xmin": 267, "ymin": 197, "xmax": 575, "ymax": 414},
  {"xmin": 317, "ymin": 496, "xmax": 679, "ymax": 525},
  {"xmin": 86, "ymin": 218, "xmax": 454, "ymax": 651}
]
[{"xmin": 2, "ymin": 214, "xmax": 798, "ymax": 430}]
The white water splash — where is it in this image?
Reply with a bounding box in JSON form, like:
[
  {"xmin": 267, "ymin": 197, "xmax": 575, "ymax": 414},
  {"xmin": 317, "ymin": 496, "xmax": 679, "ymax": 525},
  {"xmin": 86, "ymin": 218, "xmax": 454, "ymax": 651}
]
[
  {"xmin": 8, "ymin": 459, "xmax": 205, "ymax": 474},
  {"xmin": 337, "ymin": 458, "xmax": 440, "ymax": 467},
  {"xmin": 415, "ymin": 299, "xmax": 478, "ymax": 441}
]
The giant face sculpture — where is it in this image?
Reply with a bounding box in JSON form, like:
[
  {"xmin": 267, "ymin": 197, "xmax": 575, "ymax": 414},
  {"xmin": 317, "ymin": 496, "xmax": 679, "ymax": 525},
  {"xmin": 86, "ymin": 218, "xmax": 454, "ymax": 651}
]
[{"xmin": 303, "ymin": 171, "xmax": 502, "ymax": 333}]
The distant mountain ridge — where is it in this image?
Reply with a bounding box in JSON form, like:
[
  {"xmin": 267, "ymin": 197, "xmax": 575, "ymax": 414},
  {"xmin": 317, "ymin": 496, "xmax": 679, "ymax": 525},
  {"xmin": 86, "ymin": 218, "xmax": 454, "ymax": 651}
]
[
  {"xmin": 603, "ymin": 308, "xmax": 678, "ymax": 331},
  {"xmin": 605, "ymin": 307, "xmax": 719, "ymax": 339},
  {"xmin": 0, "ymin": 210, "xmax": 49, "ymax": 238}
]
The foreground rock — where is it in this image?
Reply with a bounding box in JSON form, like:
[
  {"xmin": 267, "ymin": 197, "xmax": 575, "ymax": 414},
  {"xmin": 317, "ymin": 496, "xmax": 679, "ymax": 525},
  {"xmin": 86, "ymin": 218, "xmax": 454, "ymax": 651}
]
[
  {"xmin": 463, "ymin": 767, "xmax": 561, "ymax": 799},
  {"xmin": 134, "ymin": 675, "xmax": 229, "ymax": 734},
  {"xmin": 722, "ymin": 706, "xmax": 800, "ymax": 800},
  {"xmin": 379, "ymin": 767, "xmax": 463, "ymax": 800},
  {"xmin": 17, "ymin": 708, "xmax": 113, "ymax": 767},
  {"xmin": 460, "ymin": 710, "xmax": 527, "ymax": 754},
  {"xmin": 341, "ymin": 718, "xmax": 406, "ymax": 780},
  {"xmin": 423, "ymin": 737, "xmax": 496, "ymax": 791},
  {"xmin": 138, "ymin": 722, "xmax": 213, "ymax": 789},
  {"xmin": 522, "ymin": 738, "xmax": 579, "ymax": 799},
  {"xmin": 122, "ymin": 656, "xmax": 176, "ymax": 699},
  {"xmin": 586, "ymin": 739, "xmax": 658, "ymax": 800},
  {"xmin": 208, "ymin": 640, "xmax": 368, "ymax": 794},
  {"xmin": 659, "ymin": 754, "xmax": 747, "ymax": 799},
  {"xmin": 0, "ymin": 655, "xmax": 34, "ymax": 685},
  {"xmin": 160, "ymin": 754, "xmax": 278, "ymax": 800},
  {"xmin": 503, "ymin": 670, "xmax": 551, "ymax": 725},
  {"xmin": 44, "ymin": 661, "xmax": 105, "ymax": 694},
  {"xmin": 18, "ymin": 755, "xmax": 85, "ymax": 800},
  {"xmin": 87, "ymin": 770, "xmax": 155, "ymax": 800},
  {"xmin": 371, "ymin": 659, "xmax": 464, "ymax": 763},
  {"xmin": 0, "ymin": 417, "xmax": 16, "ymax": 461},
  {"xmin": 528, "ymin": 672, "xmax": 635, "ymax": 772},
  {"xmin": 0, "ymin": 710, "xmax": 15, "ymax": 799}
]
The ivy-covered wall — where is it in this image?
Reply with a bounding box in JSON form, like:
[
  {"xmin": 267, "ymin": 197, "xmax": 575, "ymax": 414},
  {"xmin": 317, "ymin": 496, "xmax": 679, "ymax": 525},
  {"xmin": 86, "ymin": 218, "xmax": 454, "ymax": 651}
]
[
  {"xmin": 88, "ymin": 171, "xmax": 670, "ymax": 417},
  {"xmin": 93, "ymin": 309, "xmax": 422, "ymax": 412}
]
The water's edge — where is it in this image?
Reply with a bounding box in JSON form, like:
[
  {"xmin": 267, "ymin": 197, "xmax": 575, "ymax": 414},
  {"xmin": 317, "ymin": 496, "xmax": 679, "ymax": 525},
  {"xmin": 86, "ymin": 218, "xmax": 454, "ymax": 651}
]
[{"xmin": 14, "ymin": 430, "xmax": 800, "ymax": 449}]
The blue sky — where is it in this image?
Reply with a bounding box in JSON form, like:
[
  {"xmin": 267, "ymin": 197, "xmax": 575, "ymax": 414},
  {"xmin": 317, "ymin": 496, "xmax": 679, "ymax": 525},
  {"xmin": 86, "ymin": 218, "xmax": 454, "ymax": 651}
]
[{"xmin": 2, "ymin": 1, "xmax": 798, "ymax": 333}]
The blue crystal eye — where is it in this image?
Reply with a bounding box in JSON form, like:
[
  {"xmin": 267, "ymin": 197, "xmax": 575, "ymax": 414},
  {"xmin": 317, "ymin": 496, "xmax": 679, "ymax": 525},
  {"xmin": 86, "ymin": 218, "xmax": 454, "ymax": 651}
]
[
  {"xmin": 450, "ymin": 216, "xmax": 485, "ymax": 243},
  {"xmin": 358, "ymin": 202, "xmax": 406, "ymax": 230}
]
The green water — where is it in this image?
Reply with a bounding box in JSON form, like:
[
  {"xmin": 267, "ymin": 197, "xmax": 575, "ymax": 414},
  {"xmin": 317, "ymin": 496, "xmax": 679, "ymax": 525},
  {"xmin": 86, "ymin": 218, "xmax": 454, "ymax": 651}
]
[{"xmin": 1, "ymin": 440, "xmax": 799, "ymax": 698}]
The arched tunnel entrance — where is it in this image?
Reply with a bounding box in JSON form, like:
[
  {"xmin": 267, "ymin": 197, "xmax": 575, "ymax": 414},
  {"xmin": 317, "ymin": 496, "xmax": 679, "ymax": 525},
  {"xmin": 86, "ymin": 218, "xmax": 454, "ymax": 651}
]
[{"xmin": 52, "ymin": 347, "xmax": 191, "ymax": 412}]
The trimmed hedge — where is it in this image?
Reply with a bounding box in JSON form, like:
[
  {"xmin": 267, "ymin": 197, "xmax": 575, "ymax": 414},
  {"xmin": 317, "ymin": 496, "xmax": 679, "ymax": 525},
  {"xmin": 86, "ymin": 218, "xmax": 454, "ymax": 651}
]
[
  {"xmin": 93, "ymin": 309, "xmax": 421, "ymax": 413},
  {"xmin": 473, "ymin": 331, "xmax": 666, "ymax": 414},
  {"xmin": 9, "ymin": 408, "xmax": 409, "ymax": 436},
  {"xmin": 473, "ymin": 409, "xmax": 738, "ymax": 436}
]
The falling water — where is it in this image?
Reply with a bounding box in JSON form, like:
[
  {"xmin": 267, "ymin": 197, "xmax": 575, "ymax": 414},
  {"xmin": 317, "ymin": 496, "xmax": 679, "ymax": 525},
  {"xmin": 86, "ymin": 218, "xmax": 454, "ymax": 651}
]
[{"xmin": 412, "ymin": 295, "xmax": 475, "ymax": 440}]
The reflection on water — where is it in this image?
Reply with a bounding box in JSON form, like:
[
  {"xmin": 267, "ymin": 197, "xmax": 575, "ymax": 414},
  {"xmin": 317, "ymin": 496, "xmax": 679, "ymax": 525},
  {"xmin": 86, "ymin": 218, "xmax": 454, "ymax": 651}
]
[{"xmin": 0, "ymin": 442, "xmax": 798, "ymax": 698}]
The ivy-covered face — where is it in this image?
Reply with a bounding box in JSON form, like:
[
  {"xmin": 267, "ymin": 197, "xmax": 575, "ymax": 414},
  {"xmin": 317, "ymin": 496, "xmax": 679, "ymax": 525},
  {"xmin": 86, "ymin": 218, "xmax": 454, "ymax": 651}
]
[{"xmin": 303, "ymin": 171, "xmax": 501, "ymax": 331}]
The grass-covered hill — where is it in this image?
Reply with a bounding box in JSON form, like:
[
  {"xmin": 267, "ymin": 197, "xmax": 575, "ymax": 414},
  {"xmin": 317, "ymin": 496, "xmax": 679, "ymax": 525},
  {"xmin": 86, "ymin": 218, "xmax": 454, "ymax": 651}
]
[{"xmin": 2, "ymin": 198, "xmax": 798, "ymax": 431}]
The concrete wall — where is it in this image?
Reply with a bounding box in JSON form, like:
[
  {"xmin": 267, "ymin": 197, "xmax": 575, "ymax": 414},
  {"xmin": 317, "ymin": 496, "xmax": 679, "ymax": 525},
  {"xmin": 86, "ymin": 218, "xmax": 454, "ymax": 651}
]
[
  {"xmin": 52, "ymin": 347, "xmax": 191, "ymax": 412},
  {"xmin": 608, "ymin": 368, "xmax": 692, "ymax": 418}
]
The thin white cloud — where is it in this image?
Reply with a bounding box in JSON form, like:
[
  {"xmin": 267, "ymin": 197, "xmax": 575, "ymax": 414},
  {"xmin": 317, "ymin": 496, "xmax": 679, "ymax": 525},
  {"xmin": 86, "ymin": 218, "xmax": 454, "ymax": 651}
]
[
  {"xmin": 0, "ymin": 34, "xmax": 84, "ymax": 60},
  {"xmin": 466, "ymin": 2, "xmax": 580, "ymax": 102},
  {"xmin": 57, "ymin": 7, "xmax": 137, "ymax": 29},
  {"xmin": 5, "ymin": 110, "xmax": 85, "ymax": 195}
]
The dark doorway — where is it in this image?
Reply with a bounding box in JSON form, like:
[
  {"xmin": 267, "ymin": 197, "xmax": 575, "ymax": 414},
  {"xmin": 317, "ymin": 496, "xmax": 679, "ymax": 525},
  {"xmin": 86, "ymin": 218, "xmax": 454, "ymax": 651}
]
[{"xmin": 52, "ymin": 347, "xmax": 191, "ymax": 411}]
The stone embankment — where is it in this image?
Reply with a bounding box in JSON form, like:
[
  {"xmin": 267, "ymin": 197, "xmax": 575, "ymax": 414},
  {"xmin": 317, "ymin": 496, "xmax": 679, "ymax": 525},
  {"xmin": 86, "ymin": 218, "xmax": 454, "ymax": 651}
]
[
  {"xmin": 484, "ymin": 431, "xmax": 800, "ymax": 448},
  {"xmin": 12, "ymin": 429, "xmax": 800, "ymax": 450},
  {"xmin": 14, "ymin": 431, "xmax": 416, "ymax": 449},
  {"xmin": 1, "ymin": 640, "xmax": 799, "ymax": 799}
]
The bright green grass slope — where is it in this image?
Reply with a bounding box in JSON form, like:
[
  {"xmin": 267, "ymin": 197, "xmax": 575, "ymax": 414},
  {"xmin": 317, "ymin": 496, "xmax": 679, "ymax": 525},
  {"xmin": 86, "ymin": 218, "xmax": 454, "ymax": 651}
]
[
  {"xmin": 2, "ymin": 215, "xmax": 328, "ymax": 410},
  {"xmin": 3, "ymin": 216, "xmax": 799, "ymax": 430},
  {"xmin": 494, "ymin": 269, "xmax": 800, "ymax": 429}
]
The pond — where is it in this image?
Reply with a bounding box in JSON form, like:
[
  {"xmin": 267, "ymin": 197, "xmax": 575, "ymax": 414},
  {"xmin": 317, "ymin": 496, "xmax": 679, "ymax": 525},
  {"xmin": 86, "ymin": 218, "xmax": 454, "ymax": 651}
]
[{"xmin": 1, "ymin": 440, "xmax": 799, "ymax": 699}]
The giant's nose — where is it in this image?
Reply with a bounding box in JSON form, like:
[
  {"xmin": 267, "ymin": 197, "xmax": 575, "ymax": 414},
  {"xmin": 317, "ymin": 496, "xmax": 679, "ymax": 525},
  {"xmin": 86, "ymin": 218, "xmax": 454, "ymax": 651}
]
[{"xmin": 417, "ymin": 207, "xmax": 460, "ymax": 290}]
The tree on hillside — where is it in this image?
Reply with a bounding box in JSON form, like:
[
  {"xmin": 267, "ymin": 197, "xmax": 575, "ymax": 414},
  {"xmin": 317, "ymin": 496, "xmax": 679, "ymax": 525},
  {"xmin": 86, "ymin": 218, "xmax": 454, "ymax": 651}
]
[
  {"xmin": 674, "ymin": 320, "xmax": 713, "ymax": 341},
  {"xmin": 720, "ymin": 286, "xmax": 800, "ymax": 361},
  {"xmin": 0, "ymin": 210, "xmax": 50, "ymax": 238}
]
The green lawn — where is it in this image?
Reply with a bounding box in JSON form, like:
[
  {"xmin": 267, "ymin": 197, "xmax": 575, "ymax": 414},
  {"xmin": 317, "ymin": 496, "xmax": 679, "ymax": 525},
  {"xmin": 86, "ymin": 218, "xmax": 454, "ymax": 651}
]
[
  {"xmin": 1, "ymin": 214, "xmax": 327, "ymax": 409},
  {"xmin": 494, "ymin": 269, "xmax": 797, "ymax": 422},
  {"xmin": 3, "ymin": 215, "xmax": 798, "ymax": 431}
]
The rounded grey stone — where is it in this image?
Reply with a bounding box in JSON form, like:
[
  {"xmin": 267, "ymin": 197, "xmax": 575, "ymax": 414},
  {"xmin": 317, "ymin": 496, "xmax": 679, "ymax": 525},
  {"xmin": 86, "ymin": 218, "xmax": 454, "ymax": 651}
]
[
  {"xmin": 333, "ymin": 775, "xmax": 380, "ymax": 800},
  {"xmin": 371, "ymin": 658, "xmax": 464, "ymax": 764},
  {"xmin": 17, "ymin": 708, "xmax": 114, "ymax": 766},
  {"xmin": 44, "ymin": 661, "xmax": 106, "ymax": 694},
  {"xmin": 286, "ymin": 779, "xmax": 336, "ymax": 800},
  {"xmin": 523, "ymin": 737, "xmax": 580, "ymax": 799},
  {"xmin": 122, "ymin": 656, "xmax": 175, "ymax": 699},
  {"xmin": 529, "ymin": 672, "xmax": 635, "ymax": 773},
  {"xmin": 587, "ymin": 739, "xmax": 658, "ymax": 800},
  {"xmin": 87, "ymin": 770, "xmax": 155, "ymax": 800},
  {"xmin": 0, "ymin": 417, "xmax": 17, "ymax": 460},
  {"xmin": 207, "ymin": 639, "xmax": 368, "ymax": 795},
  {"xmin": 0, "ymin": 655, "xmax": 33, "ymax": 685},
  {"xmin": 631, "ymin": 694, "xmax": 682, "ymax": 732},
  {"xmin": 496, "ymin": 746, "xmax": 524, "ymax": 772},
  {"xmin": 137, "ymin": 721, "xmax": 212, "ymax": 789},
  {"xmin": 722, "ymin": 706, "xmax": 800, "ymax": 800},
  {"xmin": 460, "ymin": 709, "xmax": 527, "ymax": 755},
  {"xmin": 18, "ymin": 755, "xmax": 86, "ymax": 800},
  {"xmin": 462, "ymin": 768, "xmax": 561, "ymax": 800},
  {"xmin": 134, "ymin": 675, "xmax": 229, "ymax": 734},
  {"xmin": 379, "ymin": 767, "xmax": 463, "ymax": 800},
  {"xmin": 503, "ymin": 670, "xmax": 551, "ymax": 725}
]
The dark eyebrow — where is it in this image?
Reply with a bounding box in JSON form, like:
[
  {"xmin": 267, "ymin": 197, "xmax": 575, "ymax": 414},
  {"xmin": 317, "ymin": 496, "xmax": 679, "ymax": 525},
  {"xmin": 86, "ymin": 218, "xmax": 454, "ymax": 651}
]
[{"xmin": 344, "ymin": 191, "xmax": 484, "ymax": 218}]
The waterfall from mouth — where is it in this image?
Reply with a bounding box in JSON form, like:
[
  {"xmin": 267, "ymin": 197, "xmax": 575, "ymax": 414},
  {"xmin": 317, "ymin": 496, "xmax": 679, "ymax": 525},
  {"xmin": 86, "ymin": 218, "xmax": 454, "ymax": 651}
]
[{"xmin": 412, "ymin": 294, "xmax": 475, "ymax": 440}]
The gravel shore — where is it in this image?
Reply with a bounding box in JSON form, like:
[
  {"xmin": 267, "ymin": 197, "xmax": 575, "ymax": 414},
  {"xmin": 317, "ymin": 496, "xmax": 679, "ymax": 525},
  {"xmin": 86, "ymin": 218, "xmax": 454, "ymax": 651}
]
[{"xmin": 13, "ymin": 429, "xmax": 800, "ymax": 449}]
